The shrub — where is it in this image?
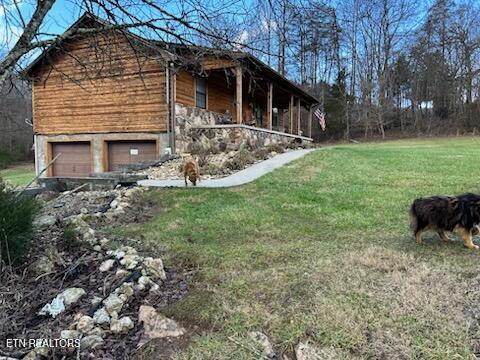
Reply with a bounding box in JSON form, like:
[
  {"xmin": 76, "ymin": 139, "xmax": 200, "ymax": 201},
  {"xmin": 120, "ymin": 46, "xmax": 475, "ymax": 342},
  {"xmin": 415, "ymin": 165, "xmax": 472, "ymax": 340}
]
[
  {"xmin": 225, "ymin": 149, "xmax": 255, "ymax": 170},
  {"xmin": 252, "ymin": 148, "xmax": 270, "ymax": 160},
  {"xmin": 0, "ymin": 179, "xmax": 38, "ymax": 264},
  {"xmin": 201, "ymin": 162, "xmax": 227, "ymax": 176},
  {"xmin": 63, "ymin": 223, "xmax": 81, "ymax": 249},
  {"xmin": 265, "ymin": 144, "xmax": 286, "ymax": 154}
]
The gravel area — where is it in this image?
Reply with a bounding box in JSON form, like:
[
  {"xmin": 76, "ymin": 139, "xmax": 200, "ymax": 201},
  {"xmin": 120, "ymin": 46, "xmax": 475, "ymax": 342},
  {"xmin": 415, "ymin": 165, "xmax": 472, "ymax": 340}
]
[{"xmin": 136, "ymin": 149, "xmax": 289, "ymax": 181}]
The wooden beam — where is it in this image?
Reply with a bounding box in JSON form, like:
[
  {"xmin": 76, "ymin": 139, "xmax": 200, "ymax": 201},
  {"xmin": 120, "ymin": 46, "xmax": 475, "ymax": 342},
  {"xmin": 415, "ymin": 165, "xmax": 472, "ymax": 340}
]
[
  {"xmin": 235, "ymin": 66, "xmax": 243, "ymax": 124},
  {"xmin": 308, "ymin": 106, "xmax": 313, "ymax": 138},
  {"xmin": 267, "ymin": 81, "xmax": 273, "ymax": 130},
  {"xmin": 296, "ymin": 98, "xmax": 301, "ymax": 135},
  {"xmin": 289, "ymin": 95, "xmax": 294, "ymax": 134}
]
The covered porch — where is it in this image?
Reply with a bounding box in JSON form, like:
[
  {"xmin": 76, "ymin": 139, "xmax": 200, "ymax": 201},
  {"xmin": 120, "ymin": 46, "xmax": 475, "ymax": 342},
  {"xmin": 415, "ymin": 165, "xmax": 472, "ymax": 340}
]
[{"xmin": 199, "ymin": 56, "xmax": 319, "ymax": 139}]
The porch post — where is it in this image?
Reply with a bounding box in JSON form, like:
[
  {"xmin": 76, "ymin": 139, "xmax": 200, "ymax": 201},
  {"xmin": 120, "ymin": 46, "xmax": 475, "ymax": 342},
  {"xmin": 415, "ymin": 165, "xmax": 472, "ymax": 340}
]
[
  {"xmin": 235, "ymin": 66, "xmax": 243, "ymax": 124},
  {"xmin": 267, "ymin": 81, "xmax": 273, "ymax": 130},
  {"xmin": 296, "ymin": 98, "xmax": 301, "ymax": 135},
  {"xmin": 289, "ymin": 95, "xmax": 294, "ymax": 134},
  {"xmin": 308, "ymin": 106, "xmax": 313, "ymax": 138}
]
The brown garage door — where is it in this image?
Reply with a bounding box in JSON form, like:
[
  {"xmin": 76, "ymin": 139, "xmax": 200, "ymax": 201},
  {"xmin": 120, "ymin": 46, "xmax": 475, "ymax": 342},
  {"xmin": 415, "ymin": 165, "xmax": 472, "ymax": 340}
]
[
  {"xmin": 51, "ymin": 142, "xmax": 91, "ymax": 177},
  {"xmin": 108, "ymin": 140, "xmax": 157, "ymax": 171}
]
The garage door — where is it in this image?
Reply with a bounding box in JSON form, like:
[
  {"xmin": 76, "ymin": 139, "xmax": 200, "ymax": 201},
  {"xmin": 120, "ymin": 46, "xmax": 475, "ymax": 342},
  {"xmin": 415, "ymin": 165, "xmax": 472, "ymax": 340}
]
[
  {"xmin": 51, "ymin": 142, "xmax": 91, "ymax": 177},
  {"xmin": 108, "ymin": 140, "xmax": 157, "ymax": 171}
]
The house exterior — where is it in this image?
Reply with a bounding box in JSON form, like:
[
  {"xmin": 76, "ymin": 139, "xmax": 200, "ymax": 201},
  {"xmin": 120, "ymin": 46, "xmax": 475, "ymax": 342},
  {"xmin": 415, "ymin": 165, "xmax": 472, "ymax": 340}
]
[{"xmin": 25, "ymin": 13, "xmax": 318, "ymax": 178}]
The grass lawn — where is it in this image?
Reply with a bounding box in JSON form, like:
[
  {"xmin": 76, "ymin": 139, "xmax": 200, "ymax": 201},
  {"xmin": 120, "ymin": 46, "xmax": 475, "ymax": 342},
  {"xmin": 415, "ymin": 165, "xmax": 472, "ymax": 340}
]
[
  {"xmin": 126, "ymin": 137, "xmax": 480, "ymax": 359},
  {"xmin": 0, "ymin": 162, "xmax": 35, "ymax": 187}
]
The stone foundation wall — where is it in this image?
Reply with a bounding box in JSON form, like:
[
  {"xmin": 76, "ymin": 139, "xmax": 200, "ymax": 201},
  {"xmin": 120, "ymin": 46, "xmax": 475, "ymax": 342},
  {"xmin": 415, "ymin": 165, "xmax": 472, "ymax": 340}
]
[
  {"xmin": 174, "ymin": 103, "xmax": 233, "ymax": 153},
  {"xmin": 174, "ymin": 103, "xmax": 311, "ymax": 154}
]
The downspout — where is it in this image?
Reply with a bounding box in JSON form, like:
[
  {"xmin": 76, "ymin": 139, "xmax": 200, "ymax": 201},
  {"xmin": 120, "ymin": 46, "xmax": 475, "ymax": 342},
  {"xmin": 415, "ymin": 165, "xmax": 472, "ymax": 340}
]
[
  {"xmin": 165, "ymin": 65, "xmax": 170, "ymax": 154},
  {"xmin": 169, "ymin": 62, "xmax": 176, "ymax": 154}
]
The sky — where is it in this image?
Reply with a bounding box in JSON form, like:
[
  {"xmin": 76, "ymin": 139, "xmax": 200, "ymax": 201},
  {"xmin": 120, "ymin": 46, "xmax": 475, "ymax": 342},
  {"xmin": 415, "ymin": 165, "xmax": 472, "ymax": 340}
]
[
  {"xmin": 0, "ymin": 0, "xmax": 447, "ymax": 75},
  {"xmin": 1, "ymin": 0, "xmax": 255, "ymax": 66}
]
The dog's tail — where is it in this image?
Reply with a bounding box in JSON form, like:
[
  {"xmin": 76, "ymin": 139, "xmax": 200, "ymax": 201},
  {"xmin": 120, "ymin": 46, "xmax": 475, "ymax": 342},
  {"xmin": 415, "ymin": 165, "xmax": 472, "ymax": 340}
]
[{"xmin": 409, "ymin": 201, "xmax": 418, "ymax": 233}]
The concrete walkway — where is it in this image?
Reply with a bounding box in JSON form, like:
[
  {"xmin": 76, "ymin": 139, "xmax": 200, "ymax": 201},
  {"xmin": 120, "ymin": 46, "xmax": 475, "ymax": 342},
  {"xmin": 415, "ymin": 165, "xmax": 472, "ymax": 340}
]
[{"xmin": 138, "ymin": 148, "xmax": 316, "ymax": 188}]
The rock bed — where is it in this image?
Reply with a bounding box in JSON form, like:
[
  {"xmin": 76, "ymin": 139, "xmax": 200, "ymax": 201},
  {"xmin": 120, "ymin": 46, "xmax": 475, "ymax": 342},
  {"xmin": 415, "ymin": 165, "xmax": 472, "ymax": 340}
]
[
  {"xmin": 0, "ymin": 187, "xmax": 189, "ymax": 359},
  {"xmin": 135, "ymin": 145, "xmax": 304, "ymax": 181}
]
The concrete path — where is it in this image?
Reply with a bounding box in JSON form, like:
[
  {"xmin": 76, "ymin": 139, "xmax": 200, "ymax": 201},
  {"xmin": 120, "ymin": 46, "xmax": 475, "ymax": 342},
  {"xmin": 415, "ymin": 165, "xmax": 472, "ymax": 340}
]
[{"xmin": 138, "ymin": 148, "xmax": 316, "ymax": 188}]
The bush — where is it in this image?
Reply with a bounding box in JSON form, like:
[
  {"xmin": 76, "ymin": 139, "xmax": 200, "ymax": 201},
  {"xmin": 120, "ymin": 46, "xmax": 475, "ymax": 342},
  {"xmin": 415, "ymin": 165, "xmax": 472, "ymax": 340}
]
[
  {"xmin": 225, "ymin": 149, "xmax": 255, "ymax": 171},
  {"xmin": 0, "ymin": 179, "xmax": 38, "ymax": 264},
  {"xmin": 63, "ymin": 223, "xmax": 81, "ymax": 249},
  {"xmin": 265, "ymin": 144, "xmax": 286, "ymax": 154}
]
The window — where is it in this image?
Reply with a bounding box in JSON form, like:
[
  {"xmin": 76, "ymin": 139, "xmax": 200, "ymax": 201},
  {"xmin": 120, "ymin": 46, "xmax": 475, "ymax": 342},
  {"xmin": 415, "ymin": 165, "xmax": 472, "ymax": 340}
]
[{"xmin": 196, "ymin": 77, "xmax": 207, "ymax": 109}]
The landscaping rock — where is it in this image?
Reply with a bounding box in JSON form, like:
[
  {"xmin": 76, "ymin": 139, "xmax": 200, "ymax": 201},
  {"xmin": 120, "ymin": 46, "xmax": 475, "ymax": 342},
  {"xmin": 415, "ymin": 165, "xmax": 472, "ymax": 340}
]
[
  {"xmin": 60, "ymin": 330, "xmax": 80, "ymax": 339},
  {"xmin": 33, "ymin": 346, "xmax": 49, "ymax": 357},
  {"xmin": 22, "ymin": 351, "xmax": 37, "ymax": 360},
  {"xmin": 93, "ymin": 307, "xmax": 111, "ymax": 325},
  {"xmin": 115, "ymin": 269, "xmax": 130, "ymax": 278},
  {"xmin": 91, "ymin": 296, "xmax": 103, "ymax": 306},
  {"xmin": 76, "ymin": 315, "xmax": 94, "ymax": 333},
  {"xmin": 99, "ymin": 259, "xmax": 115, "ymax": 272},
  {"xmin": 38, "ymin": 287, "xmax": 86, "ymax": 317},
  {"xmin": 249, "ymin": 331, "xmax": 275, "ymax": 359},
  {"xmin": 116, "ymin": 282, "xmax": 134, "ymax": 298},
  {"xmin": 34, "ymin": 214, "xmax": 56, "ymax": 228},
  {"xmin": 81, "ymin": 335, "xmax": 104, "ymax": 349},
  {"xmin": 138, "ymin": 305, "xmax": 185, "ymax": 343},
  {"xmin": 87, "ymin": 326, "xmax": 104, "ymax": 336},
  {"xmin": 61, "ymin": 287, "xmax": 87, "ymax": 306},
  {"xmin": 137, "ymin": 275, "xmax": 152, "ymax": 290},
  {"xmin": 30, "ymin": 255, "xmax": 55, "ymax": 275},
  {"xmin": 83, "ymin": 228, "xmax": 97, "ymax": 244},
  {"xmin": 112, "ymin": 250, "xmax": 126, "ymax": 260},
  {"xmin": 120, "ymin": 254, "xmax": 141, "ymax": 269},
  {"xmin": 110, "ymin": 316, "xmax": 134, "ymax": 334},
  {"xmin": 143, "ymin": 257, "xmax": 167, "ymax": 281},
  {"xmin": 100, "ymin": 237, "xmax": 109, "ymax": 247},
  {"xmin": 103, "ymin": 293, "xmax": 124, "ymax": 315}
]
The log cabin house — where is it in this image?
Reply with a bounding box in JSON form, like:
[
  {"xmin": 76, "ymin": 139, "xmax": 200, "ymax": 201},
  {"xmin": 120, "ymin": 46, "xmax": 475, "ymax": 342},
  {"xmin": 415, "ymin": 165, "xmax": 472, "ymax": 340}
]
[{"xmin": 25, "ymin": 13, "xmax": 318, "ymax": 178}]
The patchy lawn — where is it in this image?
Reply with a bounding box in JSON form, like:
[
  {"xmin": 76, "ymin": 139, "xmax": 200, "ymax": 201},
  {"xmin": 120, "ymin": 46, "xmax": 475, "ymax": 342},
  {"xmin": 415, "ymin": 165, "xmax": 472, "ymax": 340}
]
[
  {"xmin": 0, "ymin": 162, "xmax": 35, "ymax": 186},
  {"xmin": 124, "ymin": 137, "xmax": 480, "ymax": 359}
]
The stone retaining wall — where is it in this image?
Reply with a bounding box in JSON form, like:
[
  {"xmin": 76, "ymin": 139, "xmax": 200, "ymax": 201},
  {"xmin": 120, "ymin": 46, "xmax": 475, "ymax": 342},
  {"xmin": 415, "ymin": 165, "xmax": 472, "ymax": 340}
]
[{"xmin": 174, "ymin": 103, "xmax": 311, "ymax": 154}]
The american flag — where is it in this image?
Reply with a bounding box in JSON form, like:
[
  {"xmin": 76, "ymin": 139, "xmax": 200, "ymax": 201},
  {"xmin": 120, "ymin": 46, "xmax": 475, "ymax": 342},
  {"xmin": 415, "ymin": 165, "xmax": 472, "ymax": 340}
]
[{"xmin": 314, "ymin": 108, "xmax": 326, "ymax": 131}]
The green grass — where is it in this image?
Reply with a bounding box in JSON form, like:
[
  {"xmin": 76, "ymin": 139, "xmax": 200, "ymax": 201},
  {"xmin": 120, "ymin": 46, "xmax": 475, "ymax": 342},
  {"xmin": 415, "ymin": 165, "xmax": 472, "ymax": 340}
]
[
  {"xmin": 127, "ymin": 137, "xmax": 480, "ymax": 359},
  {"xmin": 0, "ymin": 162, "xmax": 35, "ymax": 186}
]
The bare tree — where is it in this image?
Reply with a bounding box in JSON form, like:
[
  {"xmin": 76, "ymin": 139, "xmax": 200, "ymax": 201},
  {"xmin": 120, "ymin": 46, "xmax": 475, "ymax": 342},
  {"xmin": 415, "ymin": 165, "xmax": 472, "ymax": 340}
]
[{"xmin": 0, "ymin": 0, "xmax": 261, "ymax": 86}]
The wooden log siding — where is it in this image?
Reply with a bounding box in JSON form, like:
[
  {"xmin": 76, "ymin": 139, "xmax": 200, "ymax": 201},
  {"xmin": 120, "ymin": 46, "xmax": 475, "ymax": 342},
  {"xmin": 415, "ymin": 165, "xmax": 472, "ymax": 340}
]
[
  {"xmin": 207, "ymin": 72, "xmax": 235, "ymax": 117},
  {"xmin": 175, "ymin": 70, "xmax": 236, "ymax": 120},
  {"xmin": 32, "ymin": 35, "xmax": 168, "ymax": 135},
  {"xmin": 175, "ymin": 70, "xmax": 195, "ymax": 107}
]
